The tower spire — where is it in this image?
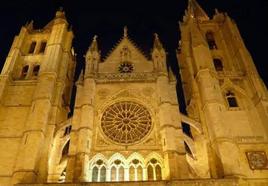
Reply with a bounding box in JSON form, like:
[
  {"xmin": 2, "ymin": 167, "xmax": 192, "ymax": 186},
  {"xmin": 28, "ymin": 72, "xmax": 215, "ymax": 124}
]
[{"xmin": 187, "ymin": 0, "xmax": 209, "ymax": 21}]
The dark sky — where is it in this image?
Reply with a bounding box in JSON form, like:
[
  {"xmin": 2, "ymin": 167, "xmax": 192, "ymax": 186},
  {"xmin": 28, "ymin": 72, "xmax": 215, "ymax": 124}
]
[{"xmin": 0, "ymin": 0, "xmax": 268, "ymax": 108}]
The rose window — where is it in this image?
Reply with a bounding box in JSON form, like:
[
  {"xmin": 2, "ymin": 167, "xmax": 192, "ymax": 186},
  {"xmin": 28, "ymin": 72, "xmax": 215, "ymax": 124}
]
[
  {"xmin": 118, "ymin": 62, "xmax": 134, "ymax": 73},
  {"xmin": 101, "ymin": 101, "xmax": 152, "ymax": 144}
]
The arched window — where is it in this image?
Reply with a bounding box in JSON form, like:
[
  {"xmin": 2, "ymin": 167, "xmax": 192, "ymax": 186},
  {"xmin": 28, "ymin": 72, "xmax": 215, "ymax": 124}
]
[
  {"xmin": 109, "ymin": 159, "xmax": 125, "ymax": 182},
  {"xmin": 128, "ymin": 159, "xmax": 144, "ymax": 181},
  {"xmin": 61, "ymin": 140, "xmax": 70, "ymax": 158},
  {"xmin": 129, "ymin": 166, "xmax": 135, "ymax": 181},
  {"xmin": 92, "ymin": 167, "xmax": 98, "ymax": 182},
  {"xmin": 137, "ymin": 166, "xmax": 143, "ymax": 181},
  {"xmin": 88, "ymin": 153, "xmax": 164, "ymax": 182},
  {"xmin": 118, "ymin": 166, "xmax": 124, "ymax": 181},
  {"xmin": 100, "ymin": 166, "xmax": 106, "ymax": 182},
  {"xmin": 21, "ymin": 65, "xmax": 29, "ymax": 79},
  {"xmin": 213, "ymin": 58, "xmax": 223, "ymax": 71},
  {"xmin": 33, "ymin": 65, "xmax": 40, "ymax": 76},
  {"xmin": 155, "ymin": 165, "xmax": 162, "ymax": 180},
  {"xmin": 90, "ymin": 159, "xmax": 107, "ymax": 182},
  {"xmin": 206, "ymin": 31, "xmax": 217, "ymax": 49},
  {"xmin": 147, "ymin": 158, "xmax": 162, "ymax": 181},
  {"xmin": 147, "ymin": 165, "xmax": 154, "ymax": 181},
  {"xmin": 226, "ymin": 91, "xmax": 238, "ymax": 108},
  {"xmin": 28, "ymin": 41, "xmax": 36, "ymax": 54},
  {"xmin": 111, "ymin": 166, "xmax": 116, "ymax": 181},
  {"xmin": 39, "ymin": 41, "xmax": 47, "ymax": 53}
]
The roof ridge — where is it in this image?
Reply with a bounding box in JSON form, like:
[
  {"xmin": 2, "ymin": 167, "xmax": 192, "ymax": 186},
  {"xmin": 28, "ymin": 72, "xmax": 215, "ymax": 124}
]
[{"xmin": 102, "ymin": 28, "xmax": 150, "ymax": 62}]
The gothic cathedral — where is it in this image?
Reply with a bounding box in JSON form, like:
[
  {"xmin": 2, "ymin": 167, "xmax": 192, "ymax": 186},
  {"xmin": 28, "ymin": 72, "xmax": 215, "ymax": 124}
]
[{"xmin": 0, "ymin": 1, "xmax": 268, "ymax": 186}]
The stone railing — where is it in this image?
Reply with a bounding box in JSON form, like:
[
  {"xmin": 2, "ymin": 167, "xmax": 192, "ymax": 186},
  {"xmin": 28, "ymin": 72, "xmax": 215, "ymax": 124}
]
[{"xmin": 95, "ymin": 72, "xmax": 157, "ymax": 83}]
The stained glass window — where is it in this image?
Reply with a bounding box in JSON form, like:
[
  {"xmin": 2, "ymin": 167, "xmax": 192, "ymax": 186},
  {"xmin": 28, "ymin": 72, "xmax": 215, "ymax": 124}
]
[{"xmin": 101, "ymin": 101, "xmax": 152, "ymax": 144}]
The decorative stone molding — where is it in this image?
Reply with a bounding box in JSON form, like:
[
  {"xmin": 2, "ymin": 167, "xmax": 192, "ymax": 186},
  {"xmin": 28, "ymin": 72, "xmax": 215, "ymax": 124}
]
[{"xmin": 95, "ymin": 72, "xmax": 157, "ymax": 83}]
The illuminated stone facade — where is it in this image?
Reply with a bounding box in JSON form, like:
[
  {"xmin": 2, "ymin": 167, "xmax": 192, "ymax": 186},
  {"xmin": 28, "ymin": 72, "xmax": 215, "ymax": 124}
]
[{"xmin": 0, "ymin": 1, "xmax": 268, "ymax": 186}]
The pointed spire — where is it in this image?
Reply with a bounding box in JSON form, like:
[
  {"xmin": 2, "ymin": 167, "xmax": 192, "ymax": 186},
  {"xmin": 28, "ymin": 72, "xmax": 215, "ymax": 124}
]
[
  {"xmin": 187, "ymin": 0, "xmax": 209, "ymax": 21},
  {"xmin": 153, "ymin": 33, "xmax": 164, "ymax": 51},
  {"xmin": 123, "ymin": 26, "xmax": 128, "ymax": 38},
  {"xmin": 89, "ymin": 35, "xmax": 98, "ymax": 52}
]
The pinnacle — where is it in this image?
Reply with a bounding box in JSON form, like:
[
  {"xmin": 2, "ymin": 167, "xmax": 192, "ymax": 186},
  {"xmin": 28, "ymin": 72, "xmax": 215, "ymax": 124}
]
[
  {"xmin": 123, "ymin": 26, "xmax": 128, "ymax": 38},
  {"xmin": 187, "ymin": 0, "xmax": 209, "ymax": 21},
  {"xmin": 55, "ymin": 7, "xmax": 66, "ymax": 19},
  {"xmin": 89, "ymin": 35, "xmax": 98, "ymax": 52},
  {"xmin": 153, "ymin": 33, "xmax": 164, "ymax": 51}
]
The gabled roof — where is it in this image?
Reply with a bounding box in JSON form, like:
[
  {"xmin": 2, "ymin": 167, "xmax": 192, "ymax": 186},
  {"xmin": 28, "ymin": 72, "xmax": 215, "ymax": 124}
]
[{"xmin": 102, "ymin": 27, "xmax": 149, "ymax": 63}]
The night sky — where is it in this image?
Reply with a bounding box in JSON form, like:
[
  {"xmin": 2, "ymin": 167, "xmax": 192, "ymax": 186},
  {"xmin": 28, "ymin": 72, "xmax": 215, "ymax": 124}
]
[{"xmin": 0, "ymin": 0, "xmax": 267, "ymax": 111}]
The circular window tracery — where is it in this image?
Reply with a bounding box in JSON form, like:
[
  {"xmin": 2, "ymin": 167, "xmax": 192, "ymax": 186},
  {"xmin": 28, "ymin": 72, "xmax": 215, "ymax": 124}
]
[
  {"xmin": 101, "ymin": 101, "xmax": 152, "ymax": 144},
  {"xmin": 118, "ymin": 62, "xmax": 134, "ymax": 73}
]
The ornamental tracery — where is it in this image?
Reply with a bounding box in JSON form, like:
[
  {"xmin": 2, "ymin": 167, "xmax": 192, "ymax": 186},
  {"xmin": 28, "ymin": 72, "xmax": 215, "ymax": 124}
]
[{"xmin": 101, "ymin": 101, "xmax": 152, "ymax": 144}]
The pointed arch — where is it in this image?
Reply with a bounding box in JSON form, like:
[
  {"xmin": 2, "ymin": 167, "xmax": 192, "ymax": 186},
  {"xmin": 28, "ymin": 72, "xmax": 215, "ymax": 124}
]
[
  {"xmin": 155, "ymin": 165, "xmax": 162, "ymax": 180},
  {"xmin": 126, "ymin": 152, "xmax": 145, "ymax": 165},
  {"xmin": 221, "ymin": 78, "xmax": 248, "ymax": 98},
  {"xmin": 111, "ymin": 166, "xmax": 117, "ymax": 181},
  {"xmin": 88, "ymin": 153, "xmax": 108, "ymax": 167},
  {"xmin": 145, "ymin": 153, "xmax": 163, "ymax": 181},
  {"xmin": 108, "ymin": 153, "xmax": 127, "ymax": 167},
  {"xmin": 129, "ymin": 166, "xmax": 135, "ymax": 181},
  {"xmin": 145, "ymin": 152, "xmax": 163, "ymax": 165},
  {"xmin": 100, "ymin": 166, "xmax": 106, "ymax": 182},
  {"xmin": 147, "ymin": 165, "xmax": 154, "ymax": 181},
  {"xmin": 118, "ymin": 166, "xmax": 124, "ymax": 181},
  {"xmin": 88, "ymin": 153, "xmax": 108, "ymax": 182},
  {"xmin": 137, "ymin": 165, "xmax": 143, "ymax": 181},
  {"xmin": 92, "ymin": 166, "xmax": 98, "ymax": 182},
  {"xmin": 221, "ymin": 79, "xmax": 252, "ymax": 110}
]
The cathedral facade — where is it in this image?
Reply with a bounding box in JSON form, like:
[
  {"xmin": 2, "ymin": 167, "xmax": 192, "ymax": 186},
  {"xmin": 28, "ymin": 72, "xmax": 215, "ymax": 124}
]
[{"xmin": 0, "ymin": 1, "xmax": 268, "ymax": 186}]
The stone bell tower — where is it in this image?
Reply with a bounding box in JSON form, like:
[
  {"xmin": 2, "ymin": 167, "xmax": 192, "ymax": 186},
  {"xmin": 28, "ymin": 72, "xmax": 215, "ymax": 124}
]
[
  {"xmin": 178, "ymin": 0, "xmax": 268, "ymax": 179},
  {"xmin": 0, "ymin": 9, "xmax": 75, "ymax": 186}
]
